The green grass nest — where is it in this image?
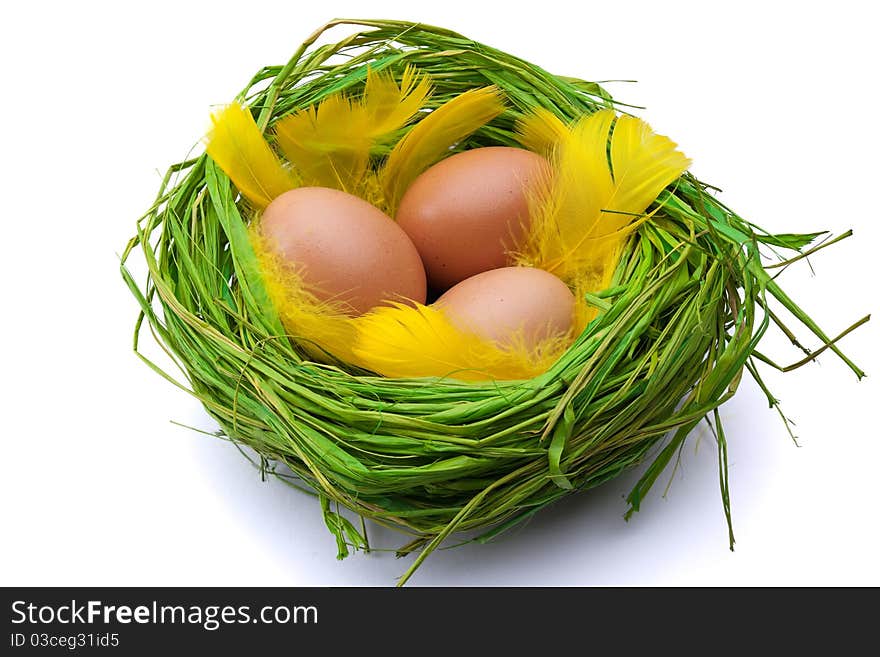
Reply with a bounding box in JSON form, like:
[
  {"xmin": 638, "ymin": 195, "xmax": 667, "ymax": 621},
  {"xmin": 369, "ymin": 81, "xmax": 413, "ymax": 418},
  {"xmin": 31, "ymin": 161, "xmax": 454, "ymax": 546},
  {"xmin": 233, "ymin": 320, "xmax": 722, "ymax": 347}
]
[{"xmin": 121, "ymin": 18, "xmax": 867, "ymax": 585}]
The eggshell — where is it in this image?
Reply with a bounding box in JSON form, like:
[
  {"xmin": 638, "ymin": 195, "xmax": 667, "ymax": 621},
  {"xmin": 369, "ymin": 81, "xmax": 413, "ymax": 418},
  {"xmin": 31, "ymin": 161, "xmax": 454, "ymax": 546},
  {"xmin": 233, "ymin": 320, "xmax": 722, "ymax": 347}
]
[
  {"xmin": 260, "ymin": 187, "xmax": 426, "ymax": 315},
  {"xmin": 396, "ymin": 146, "xmax": 549, "ymax": 291},
  {"xmin": 436, "ymin": 266, "xmax": 574, "ymax": 348}
]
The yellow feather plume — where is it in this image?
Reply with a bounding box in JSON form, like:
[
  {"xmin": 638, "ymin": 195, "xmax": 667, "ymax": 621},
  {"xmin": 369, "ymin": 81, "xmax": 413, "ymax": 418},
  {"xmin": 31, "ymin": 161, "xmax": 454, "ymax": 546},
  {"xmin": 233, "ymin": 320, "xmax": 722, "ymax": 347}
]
[
  {"xmin": 273, "ymin": 65, "xmax": 431, "ymax": 193},
  {"xmin": 351, "ymin": 303, "xmax": 569, "ymax": 381},
  {"xmin": 362, "ymin": 65, "xmax": 433, "ymax": 138},
  {"xmin": 205, "ymin": 103, "xmax": 297, "ymax": 209},
  {"xmin": 515, "ymin": 109, "xmax": 691, "ymax": 299},
  {"xmin": 607, "ymin": 115, "xmax": 692, "ymax": 215},
  {"xmin": 380, "ymin": 86, "xmax": 506, "ymax": 213},
  {"xmin": 515, "ymin": 107, "xmax": 569, "ymax": 157}
]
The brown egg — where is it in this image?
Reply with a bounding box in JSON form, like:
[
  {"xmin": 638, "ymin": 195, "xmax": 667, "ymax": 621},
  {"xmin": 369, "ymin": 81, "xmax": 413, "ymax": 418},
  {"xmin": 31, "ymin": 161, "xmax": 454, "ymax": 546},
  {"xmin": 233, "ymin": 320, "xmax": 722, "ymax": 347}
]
[
  {"xmin": 396, "ymin": 146, "xmax": 549, "ymax": 292},
  {"xmin": 435, "ymin": 266, "xmax": 575, "ymax": 348},
  {"xmin": 260, "ymin": 187, "xmax": 426, "ymax": 315}
]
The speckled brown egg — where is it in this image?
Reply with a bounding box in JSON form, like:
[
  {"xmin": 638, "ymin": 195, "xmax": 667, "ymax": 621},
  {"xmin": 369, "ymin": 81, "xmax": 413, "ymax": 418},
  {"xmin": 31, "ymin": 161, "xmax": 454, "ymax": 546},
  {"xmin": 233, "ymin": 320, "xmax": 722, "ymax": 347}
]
[
  {"xmin": 260, "ymin": 187, "xmax": 426, "ymax": 315},
  {"xmin": 396, "ymin": 146, "xmax": 549, "ymax": 292},
  {"xmin": 435, "ymin": 266, "xmax": 574, "ymax": 348}
]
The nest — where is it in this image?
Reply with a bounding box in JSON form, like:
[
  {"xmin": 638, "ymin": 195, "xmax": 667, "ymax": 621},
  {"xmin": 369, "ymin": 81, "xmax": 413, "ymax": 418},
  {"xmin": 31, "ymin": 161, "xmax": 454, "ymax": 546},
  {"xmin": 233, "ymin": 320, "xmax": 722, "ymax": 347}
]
[{"xmin": 121, "ymin": 19, "xmax": 865, "ymax": 585}]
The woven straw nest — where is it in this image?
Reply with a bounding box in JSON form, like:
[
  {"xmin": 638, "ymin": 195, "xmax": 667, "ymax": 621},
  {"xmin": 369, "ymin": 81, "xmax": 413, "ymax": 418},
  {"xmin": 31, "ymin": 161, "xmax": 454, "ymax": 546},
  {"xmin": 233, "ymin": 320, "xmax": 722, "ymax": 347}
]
[{"xmin": 121, "ymin": 19, "xmax": 864, "ymax": 585}]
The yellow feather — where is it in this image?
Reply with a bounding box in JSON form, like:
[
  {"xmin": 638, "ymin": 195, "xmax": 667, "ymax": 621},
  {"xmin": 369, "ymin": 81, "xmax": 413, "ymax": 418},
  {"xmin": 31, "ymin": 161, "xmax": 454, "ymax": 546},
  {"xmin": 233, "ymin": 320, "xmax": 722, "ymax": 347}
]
[
  {"xmin": 514, "ymin": 109, "xmax": 616, "ymax": 281},
  {"xmin": 380, "ymin": 86, "xmax": 506, "ymax": 213},
  {"xmin": 273, "ymin": 95, "xmax": 371, "ymax": 192},
  {"xmin": 363, "ymin": 65, "xmax": 432, "ymax": 138},
  {"xmin": 250, "ymin": 224, "xmax": 359, "ymax": 363},
  {"xmin": 351, "ymin": 303, "xmax": 570, "ymax": 381},
  {"xmin": 515, "ymin": 109, "xmax": 690, "ymax": 298},
  {"xmin": 274, "ymin": 65, "xmax": 430, "ymax": 193},
  {"xmin": 607, "ymin": 114, "xmax": 692, "ymax": 215},
  {"xmin": 205, "ymin": 103, "xmax": 297, "ymax": 210},
  {"xmin": 515, "ymin": 108, "xmax": 569, "ymax": 156}
]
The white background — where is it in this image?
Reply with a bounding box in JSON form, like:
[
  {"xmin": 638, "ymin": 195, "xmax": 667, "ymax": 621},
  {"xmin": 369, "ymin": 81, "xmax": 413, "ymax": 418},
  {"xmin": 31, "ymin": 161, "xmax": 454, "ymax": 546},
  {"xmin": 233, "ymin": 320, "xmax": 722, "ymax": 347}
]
[{"xmin": 2, "ymin": 0, "xmax": 878, "ymax": 586}]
